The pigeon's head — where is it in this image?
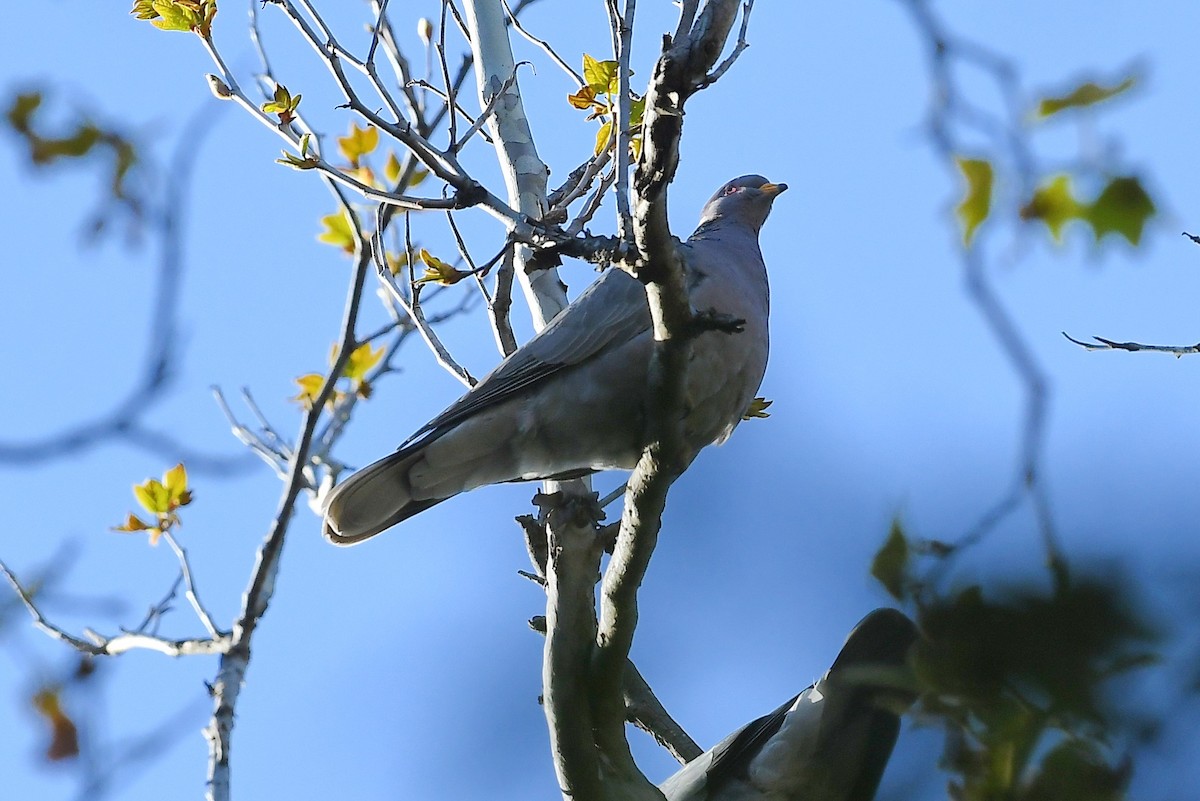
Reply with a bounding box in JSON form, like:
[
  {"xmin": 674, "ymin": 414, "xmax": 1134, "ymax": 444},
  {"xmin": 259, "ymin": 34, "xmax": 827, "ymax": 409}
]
[{"xmin": 698, "ymin": 174, "xmax": 788, "ymax": 233}]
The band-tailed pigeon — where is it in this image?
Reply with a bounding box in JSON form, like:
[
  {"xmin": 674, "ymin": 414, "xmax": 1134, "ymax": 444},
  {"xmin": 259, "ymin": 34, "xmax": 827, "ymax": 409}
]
[
  {"xmin": 658, "ymin": 608, "xmax": 919, "ymax": 801},
  {"xmin": 323, "ymin": 175, "xmax": 785, "ymax": 545}
]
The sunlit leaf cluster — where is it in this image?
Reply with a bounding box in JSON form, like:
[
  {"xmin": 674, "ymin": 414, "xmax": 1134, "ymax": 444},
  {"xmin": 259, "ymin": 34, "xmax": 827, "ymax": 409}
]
[
  {"xmin": 873, "ymin": 522, "xmax": 1161, "ymax": 801},
  {"xmin": 567, "ymin": 54, "xmax": 646, "ymax": 157},
  {"xmin": 1022, "ymin": 175, "xmax": 1155, "ymax": 246},
  {"xmin": 130, "ymin": 0, "xmax": 217, "ymax": 38},
  {"xmin": 951, "ymin": 74, "xmax": 1155, "ymax": 249},
  {"xmin": 292, "ymin": 342, "xmax": 385, "ymax": 409},
  {"xmin": 111, "ymin": 464, "xmax": 193, "ymax": 546},
  {"xmin": 4, "ymin": 92, "xmax": 139, "ymax": 213},
  {"xmin": 261, "ymin": 84, "xmax": 302, "ymax": 126}
]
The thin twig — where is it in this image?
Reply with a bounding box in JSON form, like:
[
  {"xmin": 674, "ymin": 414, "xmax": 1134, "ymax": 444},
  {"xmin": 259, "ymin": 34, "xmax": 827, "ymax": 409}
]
[
  {"xmin": 438, "ymin": 0, "xmax": 459, "ymax": 147},
  {"xmin": 212, "ymin": 388, "xmax": 290, "ymax": 479},
  {"xmin": 374, "ymin": 208, "xmax": 476, "ymax": 387},
  {"xmin": 0, "ymin": 558, "xmax": 230, "ymax": 658},
  {"xmin": 162, "ymin": 532, "xmax": 221, "ymax": 638},
  {"xmin": 447, "ymin": 212, "xmax": 519, "ymax": 355},
  {"xmin": 1062, "ymin": 331, "xmax": 1200, "ymax": 356},
  {"xmin": 500, "ymin": 0, "xmax": 584, "ymax": 84},
  {"xmin": 567, "ymin": 168, "xmax": 618, "ymax": 236},
  {"xmin": 696, "ymin": 0, "xmax": 755, "ymax": 89}
]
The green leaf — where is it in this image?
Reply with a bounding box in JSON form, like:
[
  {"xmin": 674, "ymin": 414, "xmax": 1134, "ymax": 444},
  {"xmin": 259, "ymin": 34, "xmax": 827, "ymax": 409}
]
[
  {"xmin": 583, "ymin": 54, "xmax": 620, "ymax": 95},
  {"xmin": 1083, "ymin": 176, "xmax": 1155, "ymax": 245},
  {"xmin": 415, "ymin": 248, "xmax": 470, "ymax": 285},
  {"xmin": 1036, "ymin": 76, "xmax": 1135, "ymax": 119},
  {"xmin": 317, "ymin": 209, "xmax": 356, "ymax": 253},
  {"xmin": 629, "ymin": 95, "xmax": 646, "ymax": 128},
  {"xmin": 337, "ymin": 123, "xmax": 379, "ymax": 166},
  {"xmin": 291, "ymin": 373, "xmax": 325, "ymax": 408},
  {"xmin": 262, "ymin": 84, "xmax": 301, "ymax": 124},
  {"xmin": 871, "ymin": 519, "xmax": 911, "ymax": 601},
  {"xmin": 1020, "ymin": 174, "xmax": 1084, "ymax": 243},
  {"xmin": 163, "ymin": 463, "xmax": 189, "ymax": 507},
  {"xmin": 954, "ymin": 157, "xmax": 993, "ymax": 246},
  {"xmin": 343, "ymin": 342, "xmax": 385, "ymax": 382},
  {"xmin": 384, "ymin": 151, "xmax": 402, "ymax": 183},
  {"xmin": 5, "ymin": 92, "xmax": 42, "ymax": 133},
  {"xmin": 134, "ymin": 478, "xmax": 170, "ymax": 515},
  {"xmin": 594, "ymin": 120, "xmax": 613, "ymax": 156}
]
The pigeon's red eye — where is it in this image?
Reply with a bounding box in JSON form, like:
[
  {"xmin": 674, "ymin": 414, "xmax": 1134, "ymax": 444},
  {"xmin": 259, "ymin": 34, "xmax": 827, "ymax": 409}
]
[{"xmin": 723, "ymin": 185, "xmax": 740, "ymax": 196}]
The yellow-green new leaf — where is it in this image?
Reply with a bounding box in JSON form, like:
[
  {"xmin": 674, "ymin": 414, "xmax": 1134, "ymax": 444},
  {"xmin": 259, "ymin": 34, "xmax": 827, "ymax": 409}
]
[
  {"xmin": 385, "ymin": 250, "xmax": 409, "ymax": 276},
  {"xmin": 1020, "ymin": 174, "xmax": 1083, "ymax": 243},
  {"xmin": 954, "ymin": 157, "xmax": 993, "ymax": 247},
  {"xmin": 1036, "ymin": 76, "xmax": 1135, "ymax": 119},
  {"xmin": 629, "ymin": 95, "xmax": 646, "ymax": 128},
  {"xmin": 407, "ymin": 168, "xmax": 429, "ymax": 188},
  {"xmin": 1083, "ymin": 176, "xmax": 1155, "ymax": 245},
  {"xmin": 343, "ymin": 342, "xmax": 385, "ymax": 382},
  {"xmin": 291, "ymin": 373, "xmax": 325, "ymax": 408},
  {"xmin": 582, "ymin": 54, "xmax": 620, "ymax": 95},
  {"xmin": 262, "ymin": 84, "xmax": 301, "ymax": 124},
  {"xmin": 163, "ymin": 463, "xmax": 190, "ymax": 508},
  {"xmin": 317, "ymin": 209, "xmax": 356, "ymax": 254},
  {"xmin": 131, "ymin": 0, "xmax": 217, "ymax": 36},
  {"xmin": 276, "ymin": 150, "xmax": 318, "ymax": 170},
  {"xmin": 594, "ymin": 121, "xmax": 613, "ymax": 156},
  {"xmin": 871, "ymin": 519, "xmax": 911, "ymax": 601},
  {"xmin": 134, "ymin": 478, "xmax": 170, "ymax": 516},
  {"xmin": 131, "ymin": 1, "xmax": 159, "ymax": 20},
  {"xmin": 415, "ymin": 248, "xmax": 470, "ymax": 285},
  {"xmin": 337, "ymin": 123, "xmax": 379, "ymax": 166},
  {"xmin": 384, "ymin": 151, "xmax": 402, "ymax": 183}
]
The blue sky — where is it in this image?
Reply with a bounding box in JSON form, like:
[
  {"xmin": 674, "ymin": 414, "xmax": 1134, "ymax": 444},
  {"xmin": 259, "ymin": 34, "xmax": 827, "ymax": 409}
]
[{"xmin": 4, "ymin": 1, "xmax": 1200, "ymax": 799}]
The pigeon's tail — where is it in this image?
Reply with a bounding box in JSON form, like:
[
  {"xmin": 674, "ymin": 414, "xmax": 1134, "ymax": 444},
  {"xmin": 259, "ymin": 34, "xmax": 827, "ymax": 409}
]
[{"xmin": 322, "ymin": 446, "xmax": 448, "ymax": 546}]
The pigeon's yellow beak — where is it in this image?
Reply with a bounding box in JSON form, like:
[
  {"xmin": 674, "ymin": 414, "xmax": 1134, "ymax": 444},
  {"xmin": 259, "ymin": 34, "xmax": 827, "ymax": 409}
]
[{"xmin": 760, "ymin": 182, "xmax": 788, "ymax": 198}]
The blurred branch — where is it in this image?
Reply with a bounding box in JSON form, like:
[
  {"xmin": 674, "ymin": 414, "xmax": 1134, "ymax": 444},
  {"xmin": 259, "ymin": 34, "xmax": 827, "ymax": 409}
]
[
  {"xmin": 899, "ymin": 0, "xmax": 1063, "ymax": 581},
  {"xmin": 0, "ymin": 101, "xmax": 251, "ymax": 474}
]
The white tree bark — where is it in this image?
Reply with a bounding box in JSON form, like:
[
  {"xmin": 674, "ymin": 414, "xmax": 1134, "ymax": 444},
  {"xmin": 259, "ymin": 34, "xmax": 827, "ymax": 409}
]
[{"xmin": 462, "ymin": 0, "xmax": 568, "ymax": 328}]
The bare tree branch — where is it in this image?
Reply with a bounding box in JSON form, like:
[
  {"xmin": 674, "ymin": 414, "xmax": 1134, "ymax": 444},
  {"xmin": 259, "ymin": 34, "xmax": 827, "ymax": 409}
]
[
  {"xmin": 203, "ymin": 173, "xmax": 376, "ymax": 801},
  {"xmin": 0, "ymin": 558, "xmax": 230, "ymax": 657},
  {"xmin": 0, "ymin": 104, "xmax": 247, "ymax": 474},
  {"xmin": 372, "ymin": 208, "xmax": 477, "ymax": 387},
  {"xmin": 501, "ymin": 0, "xmax": 585, "ymax": 85},
  {"xmin": 899, "ymin": 0, "xmax": 1062, "ymax": 583},
  {"xmin": 1063, "ymin": 331, "xmax": 1200, "ymax": 356}
]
